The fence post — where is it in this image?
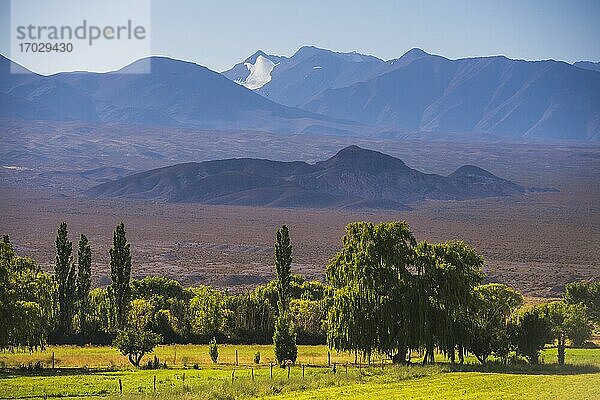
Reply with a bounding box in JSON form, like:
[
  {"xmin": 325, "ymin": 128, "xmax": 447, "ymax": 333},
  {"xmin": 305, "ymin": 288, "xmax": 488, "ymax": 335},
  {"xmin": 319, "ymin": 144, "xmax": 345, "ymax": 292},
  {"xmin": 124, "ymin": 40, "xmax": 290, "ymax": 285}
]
[
  {"xmin": 302, "ymin": 364, "xmax": 305, "ymax": 378},
  {"xmin": 327, "ymin": 351, "xmax": 331, "ymax": 366},
  {"xmin": 287, "ymin": 364, "xmax": 290, "ymax": 379},
  {"xmin": 236, "ymin": 349, "xmax": 238, "ymax": 366},
  {"xmin": 251, "ymin": 367, "xmax": 254, "ymax": 381},
  {"xmin": 270, "ymin": 362, "xmax": 273, "ymax": 379},
  {"xmin": 231, "ymin": 369, "xmax": 235, "ymax": 384},
  {"xmin": 118, "ymin": 378, "xmax": 122, "ymax": 394},
  {"xmin": 153, "ymin": 375, "xmax": 156, "ymax": 391},
  {"xmin": 51, "ymin": 352, "xmax": 55, "ymax": 369}
]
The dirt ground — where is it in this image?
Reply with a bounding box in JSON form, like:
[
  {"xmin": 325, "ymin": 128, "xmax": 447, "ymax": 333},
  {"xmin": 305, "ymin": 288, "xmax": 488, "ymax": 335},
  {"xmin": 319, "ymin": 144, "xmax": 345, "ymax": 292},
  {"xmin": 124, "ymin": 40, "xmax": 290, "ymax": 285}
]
[{"xmin": 1, "ymin": 185, "xmax": 598, "ymax": 297}]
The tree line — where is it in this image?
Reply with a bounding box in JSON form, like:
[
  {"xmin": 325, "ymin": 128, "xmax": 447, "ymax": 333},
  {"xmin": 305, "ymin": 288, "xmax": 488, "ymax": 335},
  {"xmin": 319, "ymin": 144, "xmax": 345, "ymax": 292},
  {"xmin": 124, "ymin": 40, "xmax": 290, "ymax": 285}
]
[{"xmin": 0, "ymin": 221, "xmax": 598, "ymax": 368}]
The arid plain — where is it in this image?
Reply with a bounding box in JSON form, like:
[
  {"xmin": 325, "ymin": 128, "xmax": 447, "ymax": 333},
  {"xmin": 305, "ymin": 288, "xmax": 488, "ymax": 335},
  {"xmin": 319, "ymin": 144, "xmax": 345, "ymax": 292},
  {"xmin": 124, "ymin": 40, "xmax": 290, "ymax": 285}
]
[{"xmin": 1, "ymin": 128, "xmax": 598, "ymax": 298}]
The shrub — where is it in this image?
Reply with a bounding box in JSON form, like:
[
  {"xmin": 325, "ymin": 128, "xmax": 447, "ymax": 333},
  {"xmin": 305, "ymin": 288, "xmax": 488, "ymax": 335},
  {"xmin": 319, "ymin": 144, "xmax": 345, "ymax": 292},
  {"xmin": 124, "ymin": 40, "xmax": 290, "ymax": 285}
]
[
  {"xmin": 209, "ymin": 337, "xmax": 219, "ymax": 363},
  {"xmin": 146, "ymin": 355, "xmax": 161, "ymax": 369}
]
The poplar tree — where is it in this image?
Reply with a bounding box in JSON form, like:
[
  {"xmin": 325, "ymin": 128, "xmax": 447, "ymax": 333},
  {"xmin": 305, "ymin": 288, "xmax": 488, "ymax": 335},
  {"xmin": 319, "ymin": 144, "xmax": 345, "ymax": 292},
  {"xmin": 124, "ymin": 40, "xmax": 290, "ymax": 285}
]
[
  {"xmin": 273, "ymin": 225, "xmax": 297, "ymax": 365},
  {"xmin": 55, "ymin": 222, "xmax": 76, "ymax": 337},
  {"xmin": 77, "ymin": 234, "xmax": 92, "ymax": 335},
  {"xmin": 109, "ymin": 223, "xmax": 132, "ymax": 330}
]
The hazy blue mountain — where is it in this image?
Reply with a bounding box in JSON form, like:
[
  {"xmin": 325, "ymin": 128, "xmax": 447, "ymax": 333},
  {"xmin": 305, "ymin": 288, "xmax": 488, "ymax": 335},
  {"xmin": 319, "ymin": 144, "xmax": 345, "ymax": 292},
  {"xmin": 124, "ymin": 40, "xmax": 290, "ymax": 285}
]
[
  {"xmin": 0, "ymin": 55, "xmax": 361, "ymax": 134},
  {"xmin": 222, "ymin": 50, "xmax": 289, "ymax": 89},
  {"xmin": 574, "ymin": 61, "xmax": 600, "ymax": 73},
  {"xmin": 303, "ymin": 51, "xmax": 600, "ymax": 140},
  {"xmin": 86, "ymin": 145, "xmax": 532, "ymax": 209},
  {"xmin": 224, "ymin": 46, "xmax": 398, "ymax": 107}
]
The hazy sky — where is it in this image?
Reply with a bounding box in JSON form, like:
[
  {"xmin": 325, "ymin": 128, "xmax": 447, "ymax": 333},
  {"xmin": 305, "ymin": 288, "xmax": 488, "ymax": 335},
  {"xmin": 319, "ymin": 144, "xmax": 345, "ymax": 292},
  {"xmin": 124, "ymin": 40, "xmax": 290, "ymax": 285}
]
[
  {"xmin": 2, "ymin": 0, "xmax": 599, "ymax": 73},
  {"xmin": 151, "ymin": 0, "xmax": 600, "ymax": 71}
]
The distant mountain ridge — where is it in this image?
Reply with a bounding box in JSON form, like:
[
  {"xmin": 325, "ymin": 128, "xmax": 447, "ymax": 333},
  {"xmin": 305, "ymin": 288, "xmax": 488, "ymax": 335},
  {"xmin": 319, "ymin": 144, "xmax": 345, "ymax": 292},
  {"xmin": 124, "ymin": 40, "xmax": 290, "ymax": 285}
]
[
  {"xmin": 86, "ymin": 145, "xmax": 538, "ymax": 209},
  {"xmin": 0, "ymin": 55, "xmax": 362, "ymax": 135},
  {"xmin": 574, "ymin": 61, "xmax": 600, "ymax": 73},
  {"xmin": 225, "ymin": 47, "xmax": 600, "ymax": 141},
  {"xmin": 2, "ymin": 46, "xmax": 600, "ymax": 141}
]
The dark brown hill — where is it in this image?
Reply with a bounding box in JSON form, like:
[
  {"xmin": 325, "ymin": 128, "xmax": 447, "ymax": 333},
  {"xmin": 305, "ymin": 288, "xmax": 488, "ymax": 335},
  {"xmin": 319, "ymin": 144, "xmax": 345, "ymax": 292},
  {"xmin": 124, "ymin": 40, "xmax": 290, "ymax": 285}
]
[{"xmin": 86, "ymin": 146, "xmax": 536, "ymax": 209}]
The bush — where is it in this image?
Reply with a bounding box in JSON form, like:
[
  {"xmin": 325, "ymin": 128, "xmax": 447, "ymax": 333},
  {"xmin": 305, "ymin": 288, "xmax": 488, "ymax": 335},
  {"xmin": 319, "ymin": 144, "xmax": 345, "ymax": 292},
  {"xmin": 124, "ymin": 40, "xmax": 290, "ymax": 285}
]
[
  {"xmin": 146, "ymin": 355, "xmax": 161, "ymax": 369},
  {"xmin": 254, "ymin": 351, "xmax": 261, "ymax": 364},
  {"xmin": 209, "ymin": 337, "xmax": 219, "ymax": 363}
]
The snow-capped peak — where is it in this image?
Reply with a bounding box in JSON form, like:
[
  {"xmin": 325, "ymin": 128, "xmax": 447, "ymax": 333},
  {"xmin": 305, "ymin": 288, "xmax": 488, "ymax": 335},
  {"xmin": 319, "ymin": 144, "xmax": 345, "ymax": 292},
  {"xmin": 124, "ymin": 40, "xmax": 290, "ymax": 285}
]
[{"xmin": 237, "ymin": 55, "xmax": 277, "ymax": 90}]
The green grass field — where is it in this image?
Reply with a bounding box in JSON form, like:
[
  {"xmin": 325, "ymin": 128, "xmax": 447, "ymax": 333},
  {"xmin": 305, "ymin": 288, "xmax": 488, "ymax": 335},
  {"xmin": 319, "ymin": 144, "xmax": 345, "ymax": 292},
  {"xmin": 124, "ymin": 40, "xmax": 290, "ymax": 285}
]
[{"xmin": 1, "ymin": 345, "xmax": 599, "ymax": 399}]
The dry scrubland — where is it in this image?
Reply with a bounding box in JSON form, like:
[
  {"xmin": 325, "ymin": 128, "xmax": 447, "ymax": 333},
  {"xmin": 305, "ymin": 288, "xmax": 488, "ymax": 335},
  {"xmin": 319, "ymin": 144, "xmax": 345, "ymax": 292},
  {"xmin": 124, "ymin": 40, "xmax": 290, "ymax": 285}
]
[
  {"xmin": 1, "ymin": 186, "xmax": 598, "ymax": 297},
  {"xmin": 1, "ymin": 136, "xmax": 599, "ymax": 297},
  {"xmin": 1, "ymin": 345, "xmax": 599, "ymax": 399}
]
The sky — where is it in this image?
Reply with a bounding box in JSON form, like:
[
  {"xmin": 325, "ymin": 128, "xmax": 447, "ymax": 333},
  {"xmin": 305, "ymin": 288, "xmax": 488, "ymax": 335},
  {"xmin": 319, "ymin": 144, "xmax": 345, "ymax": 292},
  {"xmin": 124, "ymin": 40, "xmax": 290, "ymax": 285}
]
[{"xmin": 1, "ymin": 0, "xmax": 599, "ymax": 73}]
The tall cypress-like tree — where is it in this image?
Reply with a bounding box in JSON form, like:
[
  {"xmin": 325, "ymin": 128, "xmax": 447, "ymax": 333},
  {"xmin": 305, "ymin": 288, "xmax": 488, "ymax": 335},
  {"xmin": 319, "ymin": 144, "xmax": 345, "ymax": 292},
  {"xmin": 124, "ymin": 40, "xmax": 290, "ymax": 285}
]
[
  {"xmin": 77, "ymin": 234, "xmax": 92, "ymax": 335},
  {"xmin": 109, "ymin": 223, "xmax": 132, "ymax": 330},
  {"xmin": 55, "ymin": 222, "xmax": 76, "ymax": 336},
  {"xmin": 273, "ymin": 225, "xmax": 297, "ymax": 365}
]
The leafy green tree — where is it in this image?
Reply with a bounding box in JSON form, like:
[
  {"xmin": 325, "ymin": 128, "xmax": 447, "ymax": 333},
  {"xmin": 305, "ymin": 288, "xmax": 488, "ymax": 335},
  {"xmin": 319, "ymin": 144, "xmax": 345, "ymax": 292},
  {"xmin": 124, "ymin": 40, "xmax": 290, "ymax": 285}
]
[
  {"xmin": 564, "ymin": 281, "xmax": 600, "ymax": 325},
  {"xmin": 290, "ymin": 299, "xmax": 326, "ymax": 344},
  {"xmin": 273, "ymin": 225, "xmax": 297, "ymax": 365},
  {"xmin": 1, "ymin": 240, "xmax": 55, "ymax": 350},
  {"xmin": 564, "ymin": 303, "xmax": 593, "ymax": 346},
  {"xmin": 113, "ymin": 328, "xmax": 162, "ymax": 367},
  {"xmin": 273, "ymin": 311, "xmax": 297, "ymax": 365},
  {"xmin": 127, "ymin": 298, "xmax": 154, "ymax": 331},
  {"xmin": 131, "ymin": 276, "xmax": 192, "ymax": 341},
  {"xmin": 511, "ymin": 307, "xmax": 551, "ymax": 364},
  {"xmin": 412, "ymin": 241, "xmax": 485, "ymax": 364},
  {"xmin": 109, "ymin": 223, "xmax": 132, "ymax": 330},
  {"xmin": 189, "ymin": 286, "xmax": 226, "ymax": 339},
  {"xmin": 87, "ymin": 288, "xmax": 111, "ymax": 336},
  {"xmin": 467, "ymin": 284, "xmax": 523, "ymax": 364},
  {"xmin": 209, "ymin": 337, "xmax": 219, "ymax": 363},
  {"xmin": 327, "ymin": 221, "xmax": 416, "ymax": 364},
  {"xmin": 541, "ymin": 301, "xmax": 593, "ymax": 364},
  {"xmin": 54, "ymin": 222, "xmax": 76, "ymax": 336},
  {"xmin": 275, "ymin": 225, "xmax": 293, "ymax": 314},
  {"xmin": 77, "ymin": 234, "xmax": 92, "ymax": 335}
]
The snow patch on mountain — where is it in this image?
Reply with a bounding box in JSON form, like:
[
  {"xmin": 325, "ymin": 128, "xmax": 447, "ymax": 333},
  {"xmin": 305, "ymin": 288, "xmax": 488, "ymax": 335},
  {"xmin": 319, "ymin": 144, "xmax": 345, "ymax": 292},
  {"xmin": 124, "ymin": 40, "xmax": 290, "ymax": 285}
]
[{"xmin": 238, "ymin": 55, "xmax": 277, "ymax": 90}]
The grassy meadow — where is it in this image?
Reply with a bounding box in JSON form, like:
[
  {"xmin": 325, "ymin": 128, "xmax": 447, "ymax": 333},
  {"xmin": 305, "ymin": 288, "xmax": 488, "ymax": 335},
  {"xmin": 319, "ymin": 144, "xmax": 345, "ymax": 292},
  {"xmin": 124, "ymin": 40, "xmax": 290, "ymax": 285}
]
[{"xmin": 1, "ymin": 345, "xmax": 599, "ymax": 399}]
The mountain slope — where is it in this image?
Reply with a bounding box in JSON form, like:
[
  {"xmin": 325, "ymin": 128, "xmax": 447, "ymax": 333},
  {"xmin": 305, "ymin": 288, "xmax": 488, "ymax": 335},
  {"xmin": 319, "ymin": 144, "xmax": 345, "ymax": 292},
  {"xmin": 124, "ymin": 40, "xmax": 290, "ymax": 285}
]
[
  {"xmin": 224, "ymin": 46, "xmax": 395, "ymax": 107},
  {"xmin": 0, "ymin": 55, "xmax": 361, "ymax": 134},
  {"xmin": 86, "ymin": 145, "xmax": 533, "ymax": 209},
  {"xmin": 574, "ymin": 61, "xmax": 600, "ymax": 73},
  {"xmin": 303, "ymin": 53, "xmax": 600, "ymax": 140}
]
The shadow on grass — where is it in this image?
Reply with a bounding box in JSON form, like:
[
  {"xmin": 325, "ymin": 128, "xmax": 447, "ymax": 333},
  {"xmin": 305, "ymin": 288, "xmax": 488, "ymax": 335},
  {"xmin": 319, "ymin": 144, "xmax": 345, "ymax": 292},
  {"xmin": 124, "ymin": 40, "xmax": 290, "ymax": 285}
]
[
  {"xmin": 0, "ymin": 367, "xmax": 120, "ymax": 379},
  {"xmin": 448, "ymin": 362, "xmax": 600, "ymax": 376}
]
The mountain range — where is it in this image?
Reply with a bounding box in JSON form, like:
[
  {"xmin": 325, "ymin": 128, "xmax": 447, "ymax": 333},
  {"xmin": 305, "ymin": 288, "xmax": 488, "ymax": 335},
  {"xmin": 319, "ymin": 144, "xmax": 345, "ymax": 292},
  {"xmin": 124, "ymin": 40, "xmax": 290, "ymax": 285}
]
[
  {"xmin": 2, "ymin": 47, "xmax": 600, "ymax": 140},
  {"xmin": 225, "ymin": 47, "xmax": 600, "ymax": 140},
  {"xmin": 0, "ymin": 55, "xmax": 361, "ymax": 134},
  {"xmin": 85, "ymin": 145, "xmax": 540, "ymax": 210}
]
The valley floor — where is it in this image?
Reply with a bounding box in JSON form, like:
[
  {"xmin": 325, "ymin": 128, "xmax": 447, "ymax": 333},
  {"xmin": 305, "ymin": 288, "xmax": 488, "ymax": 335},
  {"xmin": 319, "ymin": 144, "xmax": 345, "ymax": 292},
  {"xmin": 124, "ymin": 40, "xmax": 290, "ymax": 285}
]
[{"xmin": 1, "ymin": 345, "xmax": 599, "ymax": 399}]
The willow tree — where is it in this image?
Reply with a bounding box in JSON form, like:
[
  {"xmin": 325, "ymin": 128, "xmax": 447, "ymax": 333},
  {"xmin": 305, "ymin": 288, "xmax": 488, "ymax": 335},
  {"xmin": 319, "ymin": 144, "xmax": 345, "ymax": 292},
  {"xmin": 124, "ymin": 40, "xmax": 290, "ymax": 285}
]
[
  {"xmin": 326, "ymin": 221, "xmax": 416, "ymax": 363},
  {"xmin": 1, "ymin": 240, "xmax": 55, "ymax": 351},
  {"xmin": 413, "ymin": 241, "xmax": 484, "ymax": 364}
]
